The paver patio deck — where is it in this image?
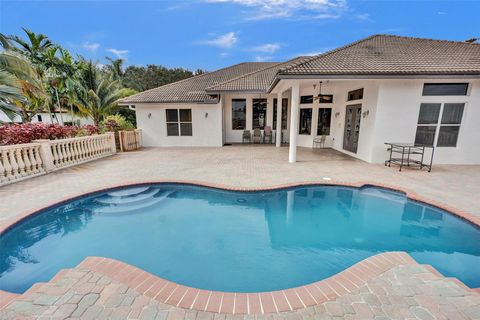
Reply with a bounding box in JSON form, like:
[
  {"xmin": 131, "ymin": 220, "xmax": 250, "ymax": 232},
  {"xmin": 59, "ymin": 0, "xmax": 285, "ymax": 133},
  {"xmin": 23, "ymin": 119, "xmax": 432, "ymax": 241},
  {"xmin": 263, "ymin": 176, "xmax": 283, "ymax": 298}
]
[{"xmin": 0, "ymin": 146, "xmax": 479, "ymax": 319}]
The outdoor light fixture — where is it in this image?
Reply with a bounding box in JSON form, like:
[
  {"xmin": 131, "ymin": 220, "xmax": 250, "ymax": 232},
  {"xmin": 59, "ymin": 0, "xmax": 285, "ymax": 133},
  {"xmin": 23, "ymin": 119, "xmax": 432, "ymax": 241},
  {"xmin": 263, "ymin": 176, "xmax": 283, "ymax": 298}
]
[
  {"xmin": 148, "ymin": 113, "xmax": 152, "ymax": 119},
  {"xmin": 205, "ymin": 112, "xmax": 209, "ymax": 118},
  {"xmin": 335, "ymin": 112, "xmax": 340, "ymax": 118},
  {"xmin": 362, "ymin": 110, "xmax": 370, "ymax": 118},
  {"xmin": 313, "ymin": 81, "xmax": 332, "ymax": 102}
]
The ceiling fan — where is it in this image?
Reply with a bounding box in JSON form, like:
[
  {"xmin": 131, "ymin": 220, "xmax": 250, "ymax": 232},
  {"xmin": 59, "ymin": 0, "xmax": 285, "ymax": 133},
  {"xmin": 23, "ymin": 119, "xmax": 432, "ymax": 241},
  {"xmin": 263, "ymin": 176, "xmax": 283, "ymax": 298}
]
[{"xmin": 313, "ymin": 81, "xmax": 333, "ymax": 102}]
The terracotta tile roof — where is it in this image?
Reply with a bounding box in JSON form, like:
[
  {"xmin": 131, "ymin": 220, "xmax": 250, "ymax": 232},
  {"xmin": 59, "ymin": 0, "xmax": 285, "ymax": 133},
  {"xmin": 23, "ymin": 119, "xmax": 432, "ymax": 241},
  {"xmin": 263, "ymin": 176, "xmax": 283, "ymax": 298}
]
[
  {"xmin": 120, "ymin": 35, "xmax": 480, "ymax": 104},
  {"xmin": 205, "ymin": 57, "xmax": 308, "ymax": 92},
  {"xmin": 278, "ymin": 35, "xmax": 480, "ymax": 76},
  {"xmin": 119, "ymin": 62, "xmax": 276, "ymax": 104}
]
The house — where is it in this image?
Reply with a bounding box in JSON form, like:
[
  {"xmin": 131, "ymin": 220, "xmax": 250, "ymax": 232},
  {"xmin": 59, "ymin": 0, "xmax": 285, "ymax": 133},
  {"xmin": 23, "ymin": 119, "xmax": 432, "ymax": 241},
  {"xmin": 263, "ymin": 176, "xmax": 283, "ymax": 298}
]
[
  {"xmin": 119, "ymin": 35, "xmax": 480, "ymax": 165},
  {"xmin": 0, "ymin": 110, "xmax": 93, "ymax": 126}
]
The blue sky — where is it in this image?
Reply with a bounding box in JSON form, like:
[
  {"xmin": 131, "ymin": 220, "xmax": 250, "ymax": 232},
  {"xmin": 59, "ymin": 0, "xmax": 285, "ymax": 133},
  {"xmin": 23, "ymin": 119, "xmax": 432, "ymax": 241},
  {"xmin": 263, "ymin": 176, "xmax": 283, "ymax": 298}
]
[{"xmin": 1, "ymin": 0, "xmax": 478, "ymax": 71}]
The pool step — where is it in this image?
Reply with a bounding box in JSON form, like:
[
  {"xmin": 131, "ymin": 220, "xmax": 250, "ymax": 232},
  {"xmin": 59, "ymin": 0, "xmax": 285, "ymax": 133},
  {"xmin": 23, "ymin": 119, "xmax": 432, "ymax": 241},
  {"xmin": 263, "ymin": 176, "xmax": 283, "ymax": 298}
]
[
  {"xmin": 95, "ymin": 188, "xmax": 162, "ymax": 205},
  {"xmin": 107, "ymin": 186, "xmax": 150, "ymax": 197},
  {"xmin": 94, "ymin": 191, "xmax": 173, "ymax": 214}
]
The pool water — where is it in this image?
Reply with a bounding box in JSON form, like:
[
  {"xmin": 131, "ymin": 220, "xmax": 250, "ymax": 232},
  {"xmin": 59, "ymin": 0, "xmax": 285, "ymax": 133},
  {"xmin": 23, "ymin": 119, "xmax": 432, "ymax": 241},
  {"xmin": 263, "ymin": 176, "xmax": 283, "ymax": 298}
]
[{"xmin": 1, "ymin": 184, "xmax": 479, "ymax": 293}]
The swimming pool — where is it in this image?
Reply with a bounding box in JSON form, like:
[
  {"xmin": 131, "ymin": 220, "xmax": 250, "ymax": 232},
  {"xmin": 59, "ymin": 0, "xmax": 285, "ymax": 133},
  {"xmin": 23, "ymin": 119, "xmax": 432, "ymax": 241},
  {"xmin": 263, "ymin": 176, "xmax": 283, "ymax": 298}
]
[{"xmin": 1, "ymin": 184, "xmax": 479, "ymax": 294}]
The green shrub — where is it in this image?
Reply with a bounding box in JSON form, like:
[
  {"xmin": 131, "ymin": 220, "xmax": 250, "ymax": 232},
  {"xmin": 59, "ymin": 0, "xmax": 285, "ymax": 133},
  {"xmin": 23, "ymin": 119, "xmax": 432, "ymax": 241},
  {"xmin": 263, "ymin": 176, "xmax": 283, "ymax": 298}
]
[{"xmin": 100, "ymin": 114, "xmax": 134, "ymax": 133}]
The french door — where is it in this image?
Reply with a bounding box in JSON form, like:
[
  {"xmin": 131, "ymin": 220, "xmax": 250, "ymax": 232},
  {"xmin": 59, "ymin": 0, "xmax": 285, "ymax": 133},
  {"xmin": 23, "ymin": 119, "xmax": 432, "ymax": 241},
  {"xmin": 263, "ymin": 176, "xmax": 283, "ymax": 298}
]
[{"xmin": 343, "ymin": 104, "xmax": 362, "ymax": 153}]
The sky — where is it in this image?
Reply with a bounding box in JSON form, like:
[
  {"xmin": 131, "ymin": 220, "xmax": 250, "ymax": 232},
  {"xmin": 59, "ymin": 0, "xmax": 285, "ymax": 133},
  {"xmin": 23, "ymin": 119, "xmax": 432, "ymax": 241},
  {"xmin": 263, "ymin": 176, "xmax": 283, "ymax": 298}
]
[{"xmin": 1, "ymin": 0, "xmax": 479, "ymax": 71}]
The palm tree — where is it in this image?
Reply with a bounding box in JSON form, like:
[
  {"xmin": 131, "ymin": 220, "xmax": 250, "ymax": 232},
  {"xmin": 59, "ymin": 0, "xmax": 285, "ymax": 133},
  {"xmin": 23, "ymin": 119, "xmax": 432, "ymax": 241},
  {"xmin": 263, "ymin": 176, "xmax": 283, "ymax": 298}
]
[
  {"xmin": 77, "ymin": 60, "xmax": 132, "ymax": 125},
  {"xmin": 10, "ymin": 28, "xmax": 53, "ymax": 68},
  {"xmin": 105, "ymin": 57, "xmax": 125, "ymax": 82},
  {"xmin": 0, "ymin": 70, "xmax": 23, "ymax": 121},
  {"xmin": 8, "ymin": 29, "xmax": 56, "ymax": 121},
  {"xmin": 0, "ymin": 52, "xmax": 47, "ymax": 122}
]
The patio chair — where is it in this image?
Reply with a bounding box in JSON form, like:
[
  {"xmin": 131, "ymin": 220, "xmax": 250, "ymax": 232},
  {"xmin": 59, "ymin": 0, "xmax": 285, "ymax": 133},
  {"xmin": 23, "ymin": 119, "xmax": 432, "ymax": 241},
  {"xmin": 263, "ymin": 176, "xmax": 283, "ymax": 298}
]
[
  {"xmin": 264, "ymin": 126, "xmax": 272, "ymax": 144},
  {"xmin": 242, "ymin": 130, "xmax": 251, "ymax": 143},
  {"xmin": 313, "ymin": 135, "xmax": 327, "ymax": 149},
  {"xmin": 253, "ymin": 128, "xmax": 261, "ymax": 144}
]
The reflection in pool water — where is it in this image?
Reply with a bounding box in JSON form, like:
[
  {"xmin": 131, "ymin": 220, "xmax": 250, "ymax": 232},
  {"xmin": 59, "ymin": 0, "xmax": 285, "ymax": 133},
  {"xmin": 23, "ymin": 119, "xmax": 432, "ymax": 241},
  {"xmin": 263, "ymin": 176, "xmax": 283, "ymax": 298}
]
[{"xmin": 1, "ymin": 184, "xmax": 479, "ymax": 293}]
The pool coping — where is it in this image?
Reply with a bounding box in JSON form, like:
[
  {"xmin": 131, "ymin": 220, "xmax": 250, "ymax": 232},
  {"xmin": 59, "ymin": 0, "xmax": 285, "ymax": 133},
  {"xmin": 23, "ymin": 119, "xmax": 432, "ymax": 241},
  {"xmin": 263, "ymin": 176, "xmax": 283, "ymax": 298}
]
[
  {"xmin": 3, "ymin": 252, "xmax": 478, "ymax": 315},
  {"xmin": 1, "ymin": 180, "xmax": 479, "ymax": 313}
]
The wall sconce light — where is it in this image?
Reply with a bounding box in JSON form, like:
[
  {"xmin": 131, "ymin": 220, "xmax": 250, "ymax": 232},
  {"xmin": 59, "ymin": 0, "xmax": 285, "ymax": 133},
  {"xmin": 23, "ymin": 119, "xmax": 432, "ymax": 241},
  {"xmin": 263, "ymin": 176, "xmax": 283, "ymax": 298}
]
[
  {"xmin": 205, "ymin": 112, "xmax": 209, "ymax": 118},
  {"xmin": 362, "ymin": 110, "xmax": 370, "ymax": 118},
  {"xmin": 148, "ymin": 113, "xmax": 152, "ymax": 119},
  {"xmin": 334, "ymin": 112, "xmax": 340, "ymax": 118}
]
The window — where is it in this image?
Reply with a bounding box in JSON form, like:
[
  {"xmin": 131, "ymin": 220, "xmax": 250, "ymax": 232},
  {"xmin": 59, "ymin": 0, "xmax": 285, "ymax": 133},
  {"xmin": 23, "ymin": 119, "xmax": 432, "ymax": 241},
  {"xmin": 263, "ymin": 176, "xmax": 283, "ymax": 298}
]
[
  {"xmin": 300, "ymin": 95, "xmax": 313, "ymax": 104},
  {"xmin": 273, "ymin": 98, "xmax": 288, "ymax": 130},
  {"xmin": 347, "ymin": 88, "xmax": 363, "ymax": 101},
  {"xmin": 166, "ymin": 109, "xmax": 192, "ymax": 136},
  {"xmin": 319, "ymin": 95, "xmax": 334, "ymax": 103},
  {"xmin": 37, "ymin": 115, "xmax": 42, "ymax": 122},
  {"xmin": 252, "ymin": 99, "xmax": 267, "ymax": 129},
  {"xmin": 232, "ymin": 99, "xmax": 246, "ymax": 130},
  {"xmin": 317, "ymin": 108, "xmax": 332, "ymax": 135},
  {"xmin": 415, "ymin": 103, "xmax": 465, "ymax": 147},
  {"xmin": 299, "ymin": 108, "xmax": 312, "ymax": 135},
  {"xmin": 422, "ymin": 83, "xmax": 468, "ymax": 96},
  {"xmin": 438, "ymin": 103, "xmax": 464, "ymax": 146}
]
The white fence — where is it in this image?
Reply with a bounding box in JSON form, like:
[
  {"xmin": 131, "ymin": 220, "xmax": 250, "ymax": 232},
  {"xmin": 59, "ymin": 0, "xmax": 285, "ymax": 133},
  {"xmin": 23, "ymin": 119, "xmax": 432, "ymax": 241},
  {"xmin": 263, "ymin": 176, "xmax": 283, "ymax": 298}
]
[
  {"xmin": 119, "ymin": 129, "xmax": 142, "ymax": 152},
  {"xmin": 0, "ymin": 132, "xmax": 116, "ymax": 186}
]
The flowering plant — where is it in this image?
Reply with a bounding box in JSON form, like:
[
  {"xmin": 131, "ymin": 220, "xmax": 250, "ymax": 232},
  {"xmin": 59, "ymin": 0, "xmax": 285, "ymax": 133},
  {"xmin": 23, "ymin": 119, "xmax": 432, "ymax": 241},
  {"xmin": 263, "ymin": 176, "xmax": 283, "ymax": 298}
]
[{"xmin": 0, "ymin": 123, "xmax": 100, "ymax": 145}]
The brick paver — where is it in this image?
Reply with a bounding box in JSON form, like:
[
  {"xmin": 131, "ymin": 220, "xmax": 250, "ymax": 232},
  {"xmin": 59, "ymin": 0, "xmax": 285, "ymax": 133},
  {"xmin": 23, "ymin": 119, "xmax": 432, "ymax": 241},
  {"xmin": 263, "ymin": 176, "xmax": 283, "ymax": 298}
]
[{"xmin": 1, "ymin": 259, "xmax": 479, "ymax": 319}]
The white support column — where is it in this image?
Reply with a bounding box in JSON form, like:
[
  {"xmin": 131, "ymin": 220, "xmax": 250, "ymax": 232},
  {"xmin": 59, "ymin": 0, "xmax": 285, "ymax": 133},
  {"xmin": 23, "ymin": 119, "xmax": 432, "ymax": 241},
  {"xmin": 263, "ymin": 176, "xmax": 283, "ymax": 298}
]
[
  {"xmin": 289, "ymin": 81, "xmax": 300, "ymax": 163},
  {"xmin": 276, "ymin": 90, "xmax": 283, "ymax": 147}
]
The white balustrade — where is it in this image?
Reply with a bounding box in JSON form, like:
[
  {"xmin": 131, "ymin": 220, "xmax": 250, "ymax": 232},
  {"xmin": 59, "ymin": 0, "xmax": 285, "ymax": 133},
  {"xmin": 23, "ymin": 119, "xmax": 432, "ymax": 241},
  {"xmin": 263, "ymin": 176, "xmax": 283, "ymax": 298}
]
[
  {"xmin": 0, "ymin": 143, "xmax": 45, "ymax": 185},
  {"xmin": 119, "ymin": 129, "xmax": 142, "ymax": 152},
  {"xmin": 0, "ymin": 132, "xmax": 116, "ymax": 186}
]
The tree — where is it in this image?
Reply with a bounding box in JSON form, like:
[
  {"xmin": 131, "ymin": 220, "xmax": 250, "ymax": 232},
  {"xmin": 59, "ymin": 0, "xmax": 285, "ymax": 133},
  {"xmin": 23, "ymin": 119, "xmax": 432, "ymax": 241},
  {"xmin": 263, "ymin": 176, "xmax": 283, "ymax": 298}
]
[
  {"xmin": 76, "ymin": 60, "xmax": 133, "ymax": 125},
  {"xmin": 0, "ymin": 70, "xmax": 23, "ymax": 121},
  {"xmin": 123, "ymin": 65, "xmax": 195, "ymax": 91},
  {"xmin": 9, "ymin": 28, "xmax": 53, "ymax": 75},
  {"xmin": 104, "ymin": 57, "xmax": 125, "ymax": 83},
  {"xmin": 0, "ymin": 51, "xmax": 47, "ymax": 122},
  {"xmin": 8, "ymin": 29, "xmax": 56, "ymax": 121}
]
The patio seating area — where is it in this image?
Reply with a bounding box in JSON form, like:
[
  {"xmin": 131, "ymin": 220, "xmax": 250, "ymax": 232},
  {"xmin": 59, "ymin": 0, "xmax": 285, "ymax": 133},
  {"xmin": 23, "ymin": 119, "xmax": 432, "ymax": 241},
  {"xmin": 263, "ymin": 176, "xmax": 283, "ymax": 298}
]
[{"xmin": 242, "ymin": 127, "xmax": 277, "ymax": 144}]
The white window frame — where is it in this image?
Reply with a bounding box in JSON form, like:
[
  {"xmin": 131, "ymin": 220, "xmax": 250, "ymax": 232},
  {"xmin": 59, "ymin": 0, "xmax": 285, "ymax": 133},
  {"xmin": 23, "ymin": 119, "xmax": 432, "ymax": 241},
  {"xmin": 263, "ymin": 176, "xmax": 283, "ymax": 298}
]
[{"xmin": 416, "ymin": 102, "xmax": 466, "ymax": 148}]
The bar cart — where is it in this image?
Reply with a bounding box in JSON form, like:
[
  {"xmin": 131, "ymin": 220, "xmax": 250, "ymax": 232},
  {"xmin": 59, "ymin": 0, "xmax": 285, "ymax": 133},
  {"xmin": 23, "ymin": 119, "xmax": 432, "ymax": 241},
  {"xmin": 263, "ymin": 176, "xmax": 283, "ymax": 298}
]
[{"xmin": 384, "ymin": 143, "xmax": 435, "ymax": 172}]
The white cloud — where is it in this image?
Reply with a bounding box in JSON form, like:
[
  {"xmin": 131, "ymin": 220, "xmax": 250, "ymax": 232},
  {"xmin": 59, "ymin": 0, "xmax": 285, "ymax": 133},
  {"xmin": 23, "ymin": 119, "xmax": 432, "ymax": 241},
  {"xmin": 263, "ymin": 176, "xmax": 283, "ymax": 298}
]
[
  {"xmin": 250, "ymin": 43, "xmax": 281, "ymax": 53},
  {"xmin": 82, "ymin": 42, "xmax": 100, "ymax": 53},
  {"xmin": 298, "ymin": 51, "xmax": 324, "ymax": 56},
  {"xmin": 254, "ymin": 55, "xmax": 273, "ymax": 62},
  {"xmin": 201, "ymin": 32, "xmax": 238, "ymax": 49},
  {"xmin": 295, "ymin": 46, "xmax": 335, "ymax": 57},
  {"xmin": 204, "ymin": 0, "xmax": 347, "ymax": 20},
  {"xmin": 355, "ymin": 13, "xmax": 371, "ymax": 21},
  {"xmin": 437, "ymin": 11, "xmax": 447, "ymax": 15},
  {"xmin": 106, "ymin": 48, "xmax": 129, "ymax": 59}
]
